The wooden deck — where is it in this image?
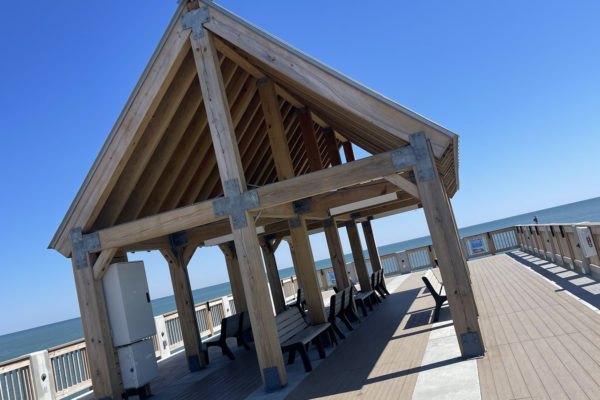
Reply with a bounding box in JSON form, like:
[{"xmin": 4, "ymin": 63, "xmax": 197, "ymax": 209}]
[
  {"xmin": 123, "ymin": 252, "xmax": 600, "ymax": 399},
  {"xmin": 472, "ymin": 252, "xmax": 600, "ymax": 400}
]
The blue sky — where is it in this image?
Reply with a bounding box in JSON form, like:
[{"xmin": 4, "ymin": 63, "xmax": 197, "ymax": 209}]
[{"xmin": 0, "ymin": 0, "xmax": 599, "ymax": 335}]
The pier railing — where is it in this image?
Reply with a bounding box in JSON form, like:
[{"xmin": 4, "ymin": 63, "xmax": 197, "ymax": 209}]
[
  {"xmin": 515, "ymin": 222, "xmax": 600, "ymax": 278},
  {"xmin": 0, "ymin": 224, "xmax": 531, "ymax": 399}
]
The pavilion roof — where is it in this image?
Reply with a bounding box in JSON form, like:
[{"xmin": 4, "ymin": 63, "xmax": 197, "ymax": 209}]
[{"xmin": 49, "ymin": 0, "xmax": 459, "ymax": 258}]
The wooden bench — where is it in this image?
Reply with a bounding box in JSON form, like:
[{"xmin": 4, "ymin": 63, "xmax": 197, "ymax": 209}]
[
  {"xmin": 204, "ymin": 311, "xmax": 251, "ymax": 361},
  {"xmin": 328, "ymin": 287, "xmax": 359, "ymax": 339},
  {"xmin": 422, "ymin": 270, "xmax": 447, "ymax": 322},
  {"xmin": 275, "ymin": 307, "xmax": 334, "ymax": 372},
  {"xmin": 371, "ymin": 269, "xmax": 390, "ymax": 298},
  {"xmin": 348, "ymin": 279, "xmax": 379, "ymax": 317},
  {"xmin": 294, "ymin": 288, "xmax": 307, "ymax": 317}
]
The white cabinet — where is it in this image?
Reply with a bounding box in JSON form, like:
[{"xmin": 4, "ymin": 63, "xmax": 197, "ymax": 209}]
[
  {"xmin": 117, "ymin": 339, "xmax": 158, "ymax": 389},
  {"xmin": 103, "ymin": 261, "xmax": 156, "ymax": 347}
]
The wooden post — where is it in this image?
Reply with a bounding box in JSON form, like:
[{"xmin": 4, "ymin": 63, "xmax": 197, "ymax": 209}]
[
  {"xmin": 345, "ymin": 218, "xmax": 372, "ymax": 291},
  {"xmin": 411, "ymin": 132, "xmax": 484, "ymax": 357},
  {"xmin": 258, "ymin": 76, "xmax": 327, "ymax": 325},
  {"xmin": 190, "ymin": 28, "xmax": 286, "ymax": 387},
  {"xmin": 361, "ymin": 217, "xmax": 383, "ymax": 272},
  {"xmin": 219, "ymin": 242, "xmax": 248, "ymax": 313},
  {"xmin": 342, "ymin": 141, "xmax": 355, "ymax": 162},
  {"xmin": 70, "ymin": 230, "xmax": 122, "ymax": 399},
  {"xmin": 259, "ymin": 237, "xmax": 286, "ymax": 315},
  {"xmin": 289, "ymin": 216, "xmax": 328, "ymax": 324},
  {"xmin": 323, "ymin": 218, "xmax": 351, "ymax": 289},
  {"xmin": 485, "ymin": 232, "xmax": 496, "ymax": 256},
  {"xmin": 160, "ymin": 242, "xmax": 206, "ymax": 371},
  {"xmin": 286, "ymin": 239, "xmax": 304, "ymax": 291}
]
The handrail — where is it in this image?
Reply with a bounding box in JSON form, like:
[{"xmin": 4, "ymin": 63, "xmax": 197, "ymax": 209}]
[{"xmin": 3, "ymin": 222, "xmax": 582, "ymax": 399}]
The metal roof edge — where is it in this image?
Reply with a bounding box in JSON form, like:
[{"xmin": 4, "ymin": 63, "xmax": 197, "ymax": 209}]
[
  {"xmin": 201, "ymin": 0, "xmax": 458, "ymax": 141},
  {"xmin": 48, "ymin": 2, "xmax": 187, "ymax": 251}
]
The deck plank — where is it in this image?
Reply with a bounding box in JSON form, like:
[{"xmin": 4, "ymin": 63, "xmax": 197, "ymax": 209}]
[{"xmin": 471, "ymin": 253, "xmax": 600, "ymax": 400}]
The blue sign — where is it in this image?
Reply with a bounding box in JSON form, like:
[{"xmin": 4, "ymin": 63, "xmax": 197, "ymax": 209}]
[{"xmin": 469, "ymin": 237, "xmax": 486, "ymax": 254}]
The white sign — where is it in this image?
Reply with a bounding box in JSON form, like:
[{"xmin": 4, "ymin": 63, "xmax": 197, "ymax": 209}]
[{"xmin": 576, "ymin": 226, "xmax": 598, "ymax": 258}]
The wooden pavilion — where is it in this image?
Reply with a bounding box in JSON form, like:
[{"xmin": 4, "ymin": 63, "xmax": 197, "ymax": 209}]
[{"xmin": 49, "ymin": 1, "xmax": 484, "ymax": 398}]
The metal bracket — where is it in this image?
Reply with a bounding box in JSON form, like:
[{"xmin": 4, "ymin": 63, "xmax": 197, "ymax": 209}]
[
  {"xmin": 263, "ymin": 367, "xmax": 283, "ymax": 392},
  {"xmin": 71, "ymin": 228, "xmax": 100, "ymax": 270},
  {"xmin": 409, "ymin": 132, "xmax": 435, "ymax": 181},
  {"xmin": 181, "ymin": 7, "xmax": 210, "ymax": 39},
  {"xmin": 350, "ymin": 212, "xmax": 361, "ymax": 220},
  {"xmin": 293, "ymin": 198, "xmax": 311, "ymax": 215},
  {"xmin": 289, "ymin": 216, "xmax": 302, "ymax": 229},
  {"xmin": 390, "ymin": 146, "xmax": 416, "ymax": 171},
  {"xmin": 213, "ymin": 179, "xmax": 260, "ymax": 229},
  {"xmin": 460, "ymin": 332, "xmax": 484, "ymax": 358},
  {"xmin": 168, "ymin": 231, "xmax": 188, "ymax": 260},
  {"xmin": 323, "ymin": 217, "xmax": 334, "ymax": 228}
]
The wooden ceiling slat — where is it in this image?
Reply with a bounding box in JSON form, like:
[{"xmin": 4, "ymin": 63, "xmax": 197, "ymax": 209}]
[
  {"xmin": 91, "ymin": 50, "xmax": 197, "ymax": 230},
  {"xmin": 116, "ymin": 78, "xmax": 204, "ymax": 224}
]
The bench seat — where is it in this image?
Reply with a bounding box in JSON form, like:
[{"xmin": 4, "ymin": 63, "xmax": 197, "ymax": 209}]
[
  {"xmin": 275, "ymin": 307, "xmax": 335, "ymax": 372},
  {"xmin": 422, "ymin": 270, "xmax": 448, "ymax": 322}
]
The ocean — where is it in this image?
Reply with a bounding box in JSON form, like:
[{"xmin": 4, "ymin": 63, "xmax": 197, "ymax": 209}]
[{"xmin": 1, "ymin": 196, "xmax": 599, "ymax": 362}]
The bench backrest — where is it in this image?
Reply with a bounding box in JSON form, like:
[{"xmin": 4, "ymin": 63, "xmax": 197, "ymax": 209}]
[
  {"xmin": 342, "ymin": 286, "xmax": 353, "ymax": 310},
  {"xmin": 240, "ymin": 311, "xmax": 251, "ymax": 332},
  {"xmin": 275, "ymin": 307, "xmax": 308, "ymax": 343},
  {"xmin": 222, "ymin": 312, "xmax": 242, "ymax": 337},
  {"xmin": 329, "ymin": 290, "xmax": 344, "ymax": 318},
  {"xmin": 370, "ymin": 269, "xmax": 382, "ymax": 288},
  {"xmin": 423, "ymin": 270, "xmax": 442, "ymax": 295}
]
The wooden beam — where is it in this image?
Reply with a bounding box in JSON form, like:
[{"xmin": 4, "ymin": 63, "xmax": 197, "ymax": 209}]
[
  {"xmin": 70, "ymin": 232, "xmax": 122, "ymax": 399},
  {"xmin": 384, "ymin": 173, "xmax": 420, "ymax": 199},
  {"xmin": 190, "ymin": 27, "xmax": 286, "ymax": 387},
  {"xmin": 345, "ymin": 219, "xmax": 372, "ymax": 291},
  {"xmin": 361, "ymin": 218, "xmax": 382, "ymax": 272},
  {"xmin": 259, "ymin": 238, "xmax": 286, "ymax": 315},
  {"xmin": 92, "ymin": 248, "xmax": 118, "ymax": 280},
  {"xmin": 259, "ymin": 77, "xmax": 326, "ymax": 325},
  {"xmin": 160, "ymin": 246, "xmax": 206, "ymax": 371},
  {"xmin": 297, "ymin": 107, "xmax": 323, "ymax": 171},
  {"xmin": 342, "ymin": 141, "xmax": 355, "ymax": 162},
  {"xmin": 289, "ymin": 216, "xmax": 327, "ymax": 323},
  {"xmin": 94, "ymin": 148, "xmax": 408, "ymax": 253},
  {"xmin": 411, "ymin": 132, "xmax": 484, "ymax": 357},
  {"xmin": 323, "ymin": 218, "xmax": 351, "ymax": 290},
  {"xmin": 257, "ymin": 78, "xmax": 295, "ymax": 180},
  {"xmin": 323, "ymin": 128, "xmax": 341, "ymax": 166},
  {"xmin": 219, "ymin": 242, "xmax": 248, "ymax": 312}
]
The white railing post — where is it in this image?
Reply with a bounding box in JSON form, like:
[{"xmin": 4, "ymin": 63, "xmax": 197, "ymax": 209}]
[
  {"xmin": 29, "ymin": 350, "xmax": 56, "ymax": 400},
  {"xmin": 222, "ymin": 296, "xmax": 233, "ymax": 317},
  {"xmin": 154, "ymin": 316, "xmax": 171, "ymax": 360}
]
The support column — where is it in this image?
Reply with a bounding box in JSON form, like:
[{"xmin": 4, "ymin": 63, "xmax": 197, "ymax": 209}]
[
  {"xmin": 189, "ymin": 25, "xmax": 286, "ymax": 387},
  {"xmin": 219, "ymin": 242, "xmax": 248, "ymax": 313},
  {"xmin": 361, "ymin": 217, "xmax": 383, "ymax": 272},
  {"xmin": 161, "ymin": 234, "xmax": 205, "ymax": 371},
  {"xmin": 286, "ymin": 239, "xmax": 303, "ymax": 290},
  {"xmin": 70, "ymin": 229, "xmax": 122, "ymax": 399},
  {"xmin": 345, "ymin": 218, "xmax": 372, "ymax": 291},
  {"xmin": 323, "ymin": 218, "xmax": 351, "ymax": 289},
  {"xmin": 411, "ymin": 132, "xmax": 484, "ymax": 357},
  {"xmin": 259, "ymin": 236, "xmax": 286, "ymax": 315},
  {"xmin": 289, "ymin": 216, "xmax": 328, "ymax": 324},
  {"xmin": 258, "ymin": 77, "xmax": 326, "ymax": 325}
]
